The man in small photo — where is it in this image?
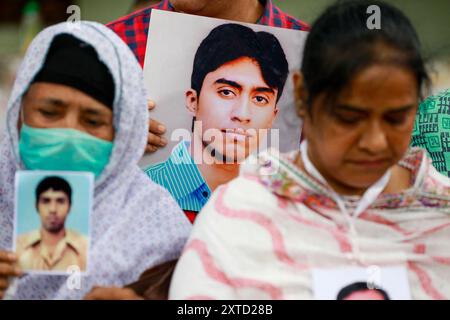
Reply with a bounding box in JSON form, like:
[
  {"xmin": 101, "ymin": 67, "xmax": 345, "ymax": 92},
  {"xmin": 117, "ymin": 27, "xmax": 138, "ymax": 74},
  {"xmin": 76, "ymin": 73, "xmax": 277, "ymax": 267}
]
[
  {"xmin": 145, "ymin": 23, "xmax": 289, "ymax": 222},
  {"xmin": 16, "ymin": 176, "xmax": 88, "ymax": 272}
]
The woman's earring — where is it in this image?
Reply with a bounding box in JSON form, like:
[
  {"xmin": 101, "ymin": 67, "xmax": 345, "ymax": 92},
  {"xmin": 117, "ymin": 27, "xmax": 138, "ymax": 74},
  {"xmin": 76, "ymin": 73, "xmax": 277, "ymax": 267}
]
[{"xmin": 296, "ymin": 99, "xmax": 305, "ymax": 118}]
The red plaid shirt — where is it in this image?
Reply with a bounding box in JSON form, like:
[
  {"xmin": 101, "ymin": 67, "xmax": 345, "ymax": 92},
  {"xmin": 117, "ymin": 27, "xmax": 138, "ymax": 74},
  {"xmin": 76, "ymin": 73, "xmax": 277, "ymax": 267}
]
[{"xmin": 108, "ymin": 0, "xmax": 309, "ymax": 67}]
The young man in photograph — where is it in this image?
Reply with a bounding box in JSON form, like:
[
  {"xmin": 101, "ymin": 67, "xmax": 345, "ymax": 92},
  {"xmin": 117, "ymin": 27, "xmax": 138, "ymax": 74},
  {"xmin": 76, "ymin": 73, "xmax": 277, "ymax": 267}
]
[
  {"xmin": 144, "ymin": 23, "xmax": 289, "ymax": 222},
  {"xmin": 16, "ymin": 176, "xmax": 88, "ymax": 272}
]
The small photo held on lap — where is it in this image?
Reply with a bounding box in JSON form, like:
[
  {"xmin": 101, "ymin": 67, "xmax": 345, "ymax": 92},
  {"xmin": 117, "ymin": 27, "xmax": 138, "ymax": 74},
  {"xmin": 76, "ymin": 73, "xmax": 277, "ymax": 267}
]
[{"xmin": 13, "ymin": 171, "xmax": 93, "ymax": 275}]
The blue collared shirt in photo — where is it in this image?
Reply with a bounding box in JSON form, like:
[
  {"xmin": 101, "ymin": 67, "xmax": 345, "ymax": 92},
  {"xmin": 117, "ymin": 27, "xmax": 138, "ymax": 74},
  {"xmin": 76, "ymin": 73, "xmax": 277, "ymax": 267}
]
[{"xmin": 144, "ymin": 141, "xmax": 211, "ymax": 213}]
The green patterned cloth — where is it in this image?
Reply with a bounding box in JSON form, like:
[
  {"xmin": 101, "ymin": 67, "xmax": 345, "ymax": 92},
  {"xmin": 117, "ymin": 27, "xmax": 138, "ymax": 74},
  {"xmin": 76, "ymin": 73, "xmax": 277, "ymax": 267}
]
[{"xmin": 411, "ymin": 89, "xmax": 450, "ymax": 176}]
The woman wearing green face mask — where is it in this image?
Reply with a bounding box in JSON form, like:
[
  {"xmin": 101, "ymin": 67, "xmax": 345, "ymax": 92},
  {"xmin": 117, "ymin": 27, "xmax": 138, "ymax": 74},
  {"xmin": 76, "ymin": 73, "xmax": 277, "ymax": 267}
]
[
  {"xmin": 0, "ymin": 22, "xmax": 191, "ymax": 300},
  {"xmin": 19, "ymin": 33, "xmax": 115, "ymax": 178}
]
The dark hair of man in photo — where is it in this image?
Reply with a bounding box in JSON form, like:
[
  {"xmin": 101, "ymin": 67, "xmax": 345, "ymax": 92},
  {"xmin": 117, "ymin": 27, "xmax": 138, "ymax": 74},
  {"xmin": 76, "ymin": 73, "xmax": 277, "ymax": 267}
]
[
  {"xmin": 337, "ymin": 282, "xmax": 391, "ymax": 300},
  {"xmin": 35, "ymin": 176, "xmax": 72, "ymax": 207}
]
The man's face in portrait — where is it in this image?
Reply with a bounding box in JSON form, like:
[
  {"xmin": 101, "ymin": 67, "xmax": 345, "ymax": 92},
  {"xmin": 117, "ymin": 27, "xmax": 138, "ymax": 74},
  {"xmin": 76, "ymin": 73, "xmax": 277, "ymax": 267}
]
[
  {"xmin": 37, "ymin": 189, "xmax": 71, "ymax": 233},
  {"xmin": 186, "ymin": 56, "xmax": 279, "ymax": 162}
]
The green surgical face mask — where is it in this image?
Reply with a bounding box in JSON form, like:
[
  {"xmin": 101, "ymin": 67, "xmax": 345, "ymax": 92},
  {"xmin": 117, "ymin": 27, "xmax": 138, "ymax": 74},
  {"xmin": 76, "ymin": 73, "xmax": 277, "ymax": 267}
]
[{"xmin": 19, "ymin": 124, "xmax": 113, "ymax": 178}]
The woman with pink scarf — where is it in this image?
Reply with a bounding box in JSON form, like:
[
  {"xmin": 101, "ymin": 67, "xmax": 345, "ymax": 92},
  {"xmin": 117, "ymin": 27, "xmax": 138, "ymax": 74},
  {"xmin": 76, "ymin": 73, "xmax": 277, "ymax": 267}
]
[{"xmin": 169, "ymin": 0, "xmax": 450, "ymax": 300}]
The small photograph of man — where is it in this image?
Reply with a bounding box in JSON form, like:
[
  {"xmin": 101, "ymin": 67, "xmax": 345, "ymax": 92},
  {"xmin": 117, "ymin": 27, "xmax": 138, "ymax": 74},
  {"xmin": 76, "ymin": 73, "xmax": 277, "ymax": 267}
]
[
  {"xmin": 312, "ymin": 266, "xmax": 411, "ymax": 300},
  {"xmin": 14, "ymin": 172, "xmax": 92, "ymax": 274}
]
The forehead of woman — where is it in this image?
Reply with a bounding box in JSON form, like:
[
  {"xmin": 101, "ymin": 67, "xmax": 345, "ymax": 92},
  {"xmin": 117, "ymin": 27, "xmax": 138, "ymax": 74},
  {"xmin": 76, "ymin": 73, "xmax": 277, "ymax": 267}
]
[{"xmin": 333, "ymin": 63, "xmax": 419, "ymax": 114}]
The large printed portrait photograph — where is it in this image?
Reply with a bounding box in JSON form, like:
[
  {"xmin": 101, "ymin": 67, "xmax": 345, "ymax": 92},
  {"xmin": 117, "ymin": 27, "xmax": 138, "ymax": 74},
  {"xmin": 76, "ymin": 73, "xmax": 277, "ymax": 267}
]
[
  {"xmin": 142, "ymin": 10, "xmax": 308, "ymax": 169},
  {"xmin": 13, "ymin": 171, "xmax": 93, "ymax": 275}
]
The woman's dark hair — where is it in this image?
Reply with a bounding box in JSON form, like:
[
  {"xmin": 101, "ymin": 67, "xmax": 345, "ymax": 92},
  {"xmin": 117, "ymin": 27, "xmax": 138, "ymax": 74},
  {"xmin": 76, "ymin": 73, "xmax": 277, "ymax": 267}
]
[{"xmin": 300, "ymin": 0, "xmax": 430, "ymax": 111}]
